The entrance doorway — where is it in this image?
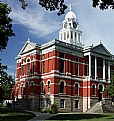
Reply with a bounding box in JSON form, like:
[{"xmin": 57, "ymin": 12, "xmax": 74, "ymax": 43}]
[{"xmin": 98, "ymin": 84, "xmax": 103, "ymax": 102}]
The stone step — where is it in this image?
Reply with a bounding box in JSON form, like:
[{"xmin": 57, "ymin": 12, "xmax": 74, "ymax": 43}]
[{"xmin": 87, "ymin": 102, "xmax": 103, "ymax": 114}]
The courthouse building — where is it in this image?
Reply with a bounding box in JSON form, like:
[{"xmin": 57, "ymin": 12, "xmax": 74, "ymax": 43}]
[{"xmin": 14, "ymin": 5, "xmax": 114, "ymax": 112}]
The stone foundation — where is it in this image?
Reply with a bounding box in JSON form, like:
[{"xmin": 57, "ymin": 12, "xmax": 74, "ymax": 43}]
[
  {"xmin": 28, "ymin": 94, "xmax": 40, "ymax": 110},
  {"xmin": 54, "ymin": 95, "xmax": 83, "ymax": 112}
]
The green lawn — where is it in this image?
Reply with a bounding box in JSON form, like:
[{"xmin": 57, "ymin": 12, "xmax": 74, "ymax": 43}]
[
  {"xmin": 46, "ymin": 113, "xmax": 114, "ymax": 121},
  {"xmin": 0, "ymin": 108, "xmax": 35, "ymax": 121}
]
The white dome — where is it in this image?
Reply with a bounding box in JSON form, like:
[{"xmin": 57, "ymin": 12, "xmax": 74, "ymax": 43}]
[{"xmin": 65, "ymin": 11, "xmax": 76, "ymax": 20}]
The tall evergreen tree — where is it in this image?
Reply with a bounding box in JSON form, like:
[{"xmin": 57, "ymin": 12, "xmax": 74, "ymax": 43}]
[{"xmin": 0, "ymin": 1, "xmax": 15, "ymax": 51}]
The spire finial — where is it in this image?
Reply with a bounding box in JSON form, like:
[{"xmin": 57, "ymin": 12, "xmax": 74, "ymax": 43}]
[
  {"xmin": 27, "ymin": 37, "xmax": 30, "ymax": 42},
  {"xmin": 69, "ymin": 4, "xmax": 72, "ymax": 11}
]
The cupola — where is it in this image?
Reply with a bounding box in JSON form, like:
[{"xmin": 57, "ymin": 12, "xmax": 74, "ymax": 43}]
[{"xmin": 59, "ymin": 4, "xmax": 83, "ymax": 47}]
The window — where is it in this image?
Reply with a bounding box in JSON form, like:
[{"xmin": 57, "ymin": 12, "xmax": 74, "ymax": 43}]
[
  {"xmin": 30, "ymin": 82, "xmax": 34, "ymax": 93},
  {"xmin": 75, "ymin": 32, "xmax": 77, "ymax": 40},
  {"xmin": 69, "ymin": 23, "xmax": 71, "ymax": 27},
  {"xmin": 75, "ymin": 57, "xmax": 79, "ymax": 62},
  {"xmin": 75, "ymin": 100, "xmax": 79, "ymax": 108},
  {"xmin": 67, "ymin": 31, "xmax": 69, "ymax": 39},
  {"xmin": 105, "ymin": 60, "xmax": 108, "ymax": 80},
  {"xmin": 60, "ymin": 52, "xmax": 64, "ymax": 58},
  {"xmin": 42, "ymin": 61, "xmax": 45, "ymax": 73},
  {"xmin": 60, "ymin": 81, "xmax": 64, "ymax": 93},
  {"xmin": 60, "ymin": 53, "xmax": 65, "ymax": 73},
  {"xmin": 97, "ymin": 58, "xmax": 103, "ymax": 79},
  {"xmin": 91, "ymin": 56, "xmax": 95, "ymax": 79},
  {"xmin": 26, "ymin": 59, "xmax": 30, "ymax": 75},
  {"xmin": 75, "ymin": 83, "xmax": 79, "ymax": 95},
  {"xmin": 78, "ymin": 34, "xmax": 80, "ymax": 42},
  {"xmin": 22, "ymin": 65, "xmax": 24, "ymax": 76},
  {"xmin": 84, "ymin": 65, "xmax": 88, "ymax": 76},
  {"xmin": 75, "ymin": 63, "xmax": 78, "ymax": 75},
  {"xmin": 40, "ymin": 81, "xmax": 43, "ymax": 93},
  {"xmin": 92, "ymin": 84, "xmax": 95, "ymax": 95},
  {"xmin": 64, "ymin": 32, "xmax": 66, "ymax": 40},
  {"xmin": 48, "ymin": 81, "xmax": 50, "ymax": 93},
  {"xmin": 71, "ymin": 31, "xmax": 73, "ymax": 39},
  {"xmin": 60, "ymin": 99, "xmax": 65, "ymax": 108},
  {"xmin": 31, "ymin": 62, "xmax": 34, "ymax": 74}
]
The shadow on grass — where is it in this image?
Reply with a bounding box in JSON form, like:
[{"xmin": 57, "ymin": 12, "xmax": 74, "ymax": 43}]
[
  {"xmin": 0, "ymin": 115, "xmax": 35, "ymax": 121},
  {"xmin": 0, "ymin": 108, "xmax": 36, "ymax": 121},
  {"xmin": 47, "ymin": 114, "xmax": 109, "ymax": 120}
]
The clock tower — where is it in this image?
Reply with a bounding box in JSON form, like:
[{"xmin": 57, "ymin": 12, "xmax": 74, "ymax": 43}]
[{"xmin": 59, "ymin": 4, "xmax": 83, "ymax": 47}]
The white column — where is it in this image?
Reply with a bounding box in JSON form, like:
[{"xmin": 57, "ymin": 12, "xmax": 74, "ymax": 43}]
[
  {"xmin": 77, "ymin": 33, "xmax": 78, "ymax": 42},
  {"xmin": 95, "ymin": 56, "xmax": 97, "ymax": 80},
  {"xmin": 69, "ymin": 31, "xmax": 71, "ymax": 40},
  {"xmin": 108, "ymin": 61, "xmax": 110, "ymax": 81},
  {"xmin": 103, "ymin": 59, "xmax": 105, "ymax": 80},
  {"xmin": 89, "ymin": 54, "xmax": 91, "ymax": 79}
]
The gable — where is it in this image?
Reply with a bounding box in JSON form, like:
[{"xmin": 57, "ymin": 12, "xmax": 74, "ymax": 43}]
[
  {"xmin": 22, "ymin": 43, "xmax": 35, "ymax": 53},
  {"xmin": 19, "ymin": 39, "xmax": 36, "ymax": 55},
  {"xmin": 91, "ymin": 44, "xmax": 111, "ymax": 57}
]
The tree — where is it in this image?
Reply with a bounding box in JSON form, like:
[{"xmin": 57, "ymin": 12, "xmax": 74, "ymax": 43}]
[
  {"xmin": 106, "ymin": 72, "xmax": 114, "ymax": 101},
  {"xmin": 0, "ymin": 1, "xmax": 15, "ymax": 51},
  {"xmin": 18, "ymin": 0, "xmax": 114, "ymax": 16},
  {"xmin": 92, "ymin": 0, "xmax": 114, "ymax": 10},
  {"xmin": 0, "ymin": 60, "xmax": 14, "ymax": 102}
]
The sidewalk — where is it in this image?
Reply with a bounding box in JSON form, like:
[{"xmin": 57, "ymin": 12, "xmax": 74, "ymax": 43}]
[{"xmin": 28, "ymin": 112, "xmax": 57, "ymax": 121}]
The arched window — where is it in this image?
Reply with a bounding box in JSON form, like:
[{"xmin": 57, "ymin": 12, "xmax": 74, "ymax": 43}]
[
  {"xmin": 47, "ymin": 81, "xmax": 50, "ymax": 93},
  {"xmin": 60, "ymin": 81, "xmax": 64, "ymax": 93},
  {"xmin": 92, "ymin": 84, "xmax": 96, "ymax": 96},
  {"xmin": 26, "ymin": 58, "xmax": 30, "ymax": 75},
  {"xmin": 40, "ymin": 81, "xmax": 43, "ymax": 93},
  {"xmin": 75, "ymin": 83, "xmax": 79, "ymax": 95},
  {"xmin": 99, "ymin": 84, "xmax": 103, "ymax": 92},
  {"xmin": 30, "ymin": 82, "xmax": 34, "ymax": 93}
]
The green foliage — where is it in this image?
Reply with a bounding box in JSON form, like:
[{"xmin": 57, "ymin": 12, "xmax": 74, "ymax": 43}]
[
  {"xmin": 41, "ymin": 109, "xmax": 47, "ymax": 113},
  {"xmin": 106, "ymin": 72, "xmax": 114, "ymax": 97},
  {"xmin": 92, "ymin": 0, "xmax": 114, "ymax": 10},
  {"xmin": 51, "ymin": 103, "xmax": 58, "ymax": 114},
  {"xmin": 17, "ymin": 0, "xmax": 28, "ymax": 9},
  {"xmin": 0, "ymin": 103, "xmax": 3, "ymax": 108},
  {"xmin": 0, "ymin": 60, "xmax": 14, "ymax": 102},
  {"xmin": 46, "ymin": 108, "xmax": 52, "ymax": 114},
  {"xmin": 0, "ymin": 1, "xmax": 15, "ymax": 51},
  {"xmin": 18, "ymin": 0, "xmax": 67, "ymax": 15}
]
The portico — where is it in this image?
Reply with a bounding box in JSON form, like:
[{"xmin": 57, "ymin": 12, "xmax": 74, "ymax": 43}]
[{"xmin": 84, "ymin": 43, "xmax": 111, "ymax": 83}]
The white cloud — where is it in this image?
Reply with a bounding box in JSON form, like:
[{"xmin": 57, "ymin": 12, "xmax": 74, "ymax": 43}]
[
  {"xmin": 2, "ymin": 0, "xmax": 114, "ymax": 54},
  {"xmin": 6, "ymin": 0, "xmax": 61, "ymax": 37}
]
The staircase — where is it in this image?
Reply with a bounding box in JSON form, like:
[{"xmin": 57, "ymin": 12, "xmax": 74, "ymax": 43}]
[
  {"xmin": 87, "ymin": 102, "xmax": 103, "ymax": 114},
  {"xmin": 13, "ymin": 99, "xmax": 30, "ymax": 110}
]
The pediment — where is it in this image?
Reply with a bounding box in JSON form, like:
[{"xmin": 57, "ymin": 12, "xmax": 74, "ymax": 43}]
[
  {"xmin": 91, "ymin": 43, "xmax": 111, "ymax": 56},
  {"xmin": 19, "ymin": 39, "xmax": 36, "ymax": 55}
]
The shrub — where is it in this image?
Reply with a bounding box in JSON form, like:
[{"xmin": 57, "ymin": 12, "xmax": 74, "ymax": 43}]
[
  {"xmin": 47, "ymin": 108, "xmax": 52, "ymax": 114},
  {"xmin": 41, "ymin": 109, "xmax": 47, "ymax": 113},
  {"xmin": 51, "ymin": 104, "xmax": 58, "ymax": 114},
  {"xmin": 0, "ymin": 103, "xmax": 3, "ymax": 108}
]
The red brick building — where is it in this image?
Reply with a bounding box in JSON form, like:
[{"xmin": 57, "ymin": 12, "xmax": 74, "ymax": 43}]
[{"xmin": 14, "ymin": 5, "xmax": 113, "ymax": 112}]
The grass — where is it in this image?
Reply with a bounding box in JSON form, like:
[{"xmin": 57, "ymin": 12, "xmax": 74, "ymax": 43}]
[
  {"xmin": 0, "ymin": 108, "xmax": 36, "ymax": 121},
  {"xmin": 46, "ymin": 113, "xmax": 114, "ymax": 121}
]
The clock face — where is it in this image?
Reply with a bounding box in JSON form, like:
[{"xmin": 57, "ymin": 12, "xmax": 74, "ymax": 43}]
[
  {"xmin": 64, "ymin": 22, "xmax": 67, "ymax": 28},
  {"xmin": 73, "ymin": 22, "xmax": 77, "ymax": 29}
]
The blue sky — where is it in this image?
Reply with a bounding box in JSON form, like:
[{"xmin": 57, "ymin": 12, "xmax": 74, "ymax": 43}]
[{"xmin": 1, "ymin": 0, "xmax": 114, "ymax": 77}]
